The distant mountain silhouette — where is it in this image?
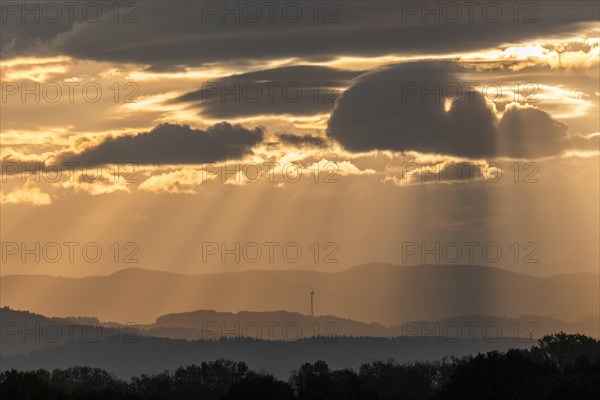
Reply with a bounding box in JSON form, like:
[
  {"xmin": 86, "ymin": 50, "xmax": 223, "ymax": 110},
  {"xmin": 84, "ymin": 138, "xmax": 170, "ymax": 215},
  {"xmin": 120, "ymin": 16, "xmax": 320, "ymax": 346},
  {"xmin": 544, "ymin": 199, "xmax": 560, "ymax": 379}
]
[
  {"xmin": 0, "ymin": 308, "xmax": 119, "ymax": 356},
  {"xmin": 1, "ymin": 264, "xmax": 597, "ymax": 325},
  {"xmin": 148, "ymin": 310, "xmax": 389, "ymax": 340},
  {"xmin": 3, "ymin": 307, "xmax": 597, "ymax": 357},
  {"xmin": 2, "ymin": 308, "xmax": 597, "ymax": 379},
  {"xmin": 145, "ymin": 310, "xmax": 599, "ymax": 341}
]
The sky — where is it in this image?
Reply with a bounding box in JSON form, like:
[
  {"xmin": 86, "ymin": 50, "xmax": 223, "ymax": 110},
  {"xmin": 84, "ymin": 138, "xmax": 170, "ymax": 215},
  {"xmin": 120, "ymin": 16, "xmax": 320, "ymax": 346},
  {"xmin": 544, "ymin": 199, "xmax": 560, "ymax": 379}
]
[{"xmin": 1, "ymin": 0, "xmax": 598, "ymax": 277}]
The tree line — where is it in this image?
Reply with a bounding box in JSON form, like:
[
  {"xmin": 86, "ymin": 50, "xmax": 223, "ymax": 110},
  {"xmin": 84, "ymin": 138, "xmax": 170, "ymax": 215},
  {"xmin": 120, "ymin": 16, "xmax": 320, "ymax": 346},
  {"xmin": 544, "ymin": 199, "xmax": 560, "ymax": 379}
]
[{"xmin": 1, "ymin": 333, "xmax": 599, "ymax": 399}]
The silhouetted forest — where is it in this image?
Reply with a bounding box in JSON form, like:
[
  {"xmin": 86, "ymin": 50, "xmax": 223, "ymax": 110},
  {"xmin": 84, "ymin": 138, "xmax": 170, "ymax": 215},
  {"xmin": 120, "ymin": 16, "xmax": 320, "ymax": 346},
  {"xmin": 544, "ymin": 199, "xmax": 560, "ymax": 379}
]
[{"xmin": 2, "ymin": 333, "xmax": 598, "ymax": 400}]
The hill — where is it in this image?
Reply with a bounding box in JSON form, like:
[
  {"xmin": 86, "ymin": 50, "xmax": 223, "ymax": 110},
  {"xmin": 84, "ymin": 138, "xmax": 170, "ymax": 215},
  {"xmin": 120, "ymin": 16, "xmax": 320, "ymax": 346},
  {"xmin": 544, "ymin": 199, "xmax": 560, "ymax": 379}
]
[{"xmin": 1, "ymin": 264, "xmax": 597, "ymax": 325}]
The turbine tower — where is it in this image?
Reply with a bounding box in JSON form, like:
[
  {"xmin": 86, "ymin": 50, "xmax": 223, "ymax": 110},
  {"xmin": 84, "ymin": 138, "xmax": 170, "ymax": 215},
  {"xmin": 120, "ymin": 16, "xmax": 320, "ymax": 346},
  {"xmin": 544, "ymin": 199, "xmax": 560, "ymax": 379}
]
[{"xmin": 310, "ymin": 289, "xmax": 314, "ymax": 318}]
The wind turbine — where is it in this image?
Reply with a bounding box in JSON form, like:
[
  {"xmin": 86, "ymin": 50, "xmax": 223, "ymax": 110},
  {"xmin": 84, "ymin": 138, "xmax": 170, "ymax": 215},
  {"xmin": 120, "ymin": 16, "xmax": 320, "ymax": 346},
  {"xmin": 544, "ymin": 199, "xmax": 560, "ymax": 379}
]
[{"xmin": 310, "ymin": 289, "xmax": 314, "ymax": 318}]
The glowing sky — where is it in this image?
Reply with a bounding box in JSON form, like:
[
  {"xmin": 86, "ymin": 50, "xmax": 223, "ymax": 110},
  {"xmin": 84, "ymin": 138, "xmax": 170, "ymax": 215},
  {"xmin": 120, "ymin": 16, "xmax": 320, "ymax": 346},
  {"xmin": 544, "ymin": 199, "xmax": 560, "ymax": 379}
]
[{"xmin": 1, "ymin": 1, "xmax": 598, "ymax": 277}]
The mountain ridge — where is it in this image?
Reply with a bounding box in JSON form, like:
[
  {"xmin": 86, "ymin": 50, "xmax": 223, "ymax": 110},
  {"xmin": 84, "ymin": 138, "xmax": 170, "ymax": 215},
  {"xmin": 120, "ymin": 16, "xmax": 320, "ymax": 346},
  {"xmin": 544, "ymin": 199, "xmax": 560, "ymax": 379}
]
[
  {"xmin": 2, "ymin": 263, "xmax": 597, "ymax": 325},
  {"xmin": 3, "ymin": 263, "xmax": 596, "ymax": 279}
]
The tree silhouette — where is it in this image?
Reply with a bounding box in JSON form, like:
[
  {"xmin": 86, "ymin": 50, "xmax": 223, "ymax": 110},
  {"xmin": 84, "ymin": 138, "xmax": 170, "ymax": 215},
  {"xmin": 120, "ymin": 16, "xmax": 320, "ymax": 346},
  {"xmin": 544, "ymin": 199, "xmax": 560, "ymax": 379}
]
[
  {"xmin": 131, "ymin": 371, "xmax": 174, "ymax": 400},
  {"xmin": 173, "ymin": 360, "xmax": 248, "ymax": 399},
  {"xmin": 291, "ymin": 360, "xmax": 336, "ymax": 400},
  {"xmin": 359, "ymin": 360, "xmax": 437, "ymax": 400},
  {"xmin": 0, "ymin": 369, "xmax": 58, "ymax": 400},
  {"xmin": 436, "ymin": 349, "xmax": 557, "ymax": 400},
  {"xmin": 1, "ymin": 334, "xmax": 599, "ymax": 399},
  {"xmin": 49, "ymin": 366, "xmax": 129, "ymax": 399},
  {"xmin": 223, "ymin": 371, "xmax": 295, "ymax": 400},
  {"xmin": 534, "ymin": 332, "xmax": 600, "ymax": 369}
]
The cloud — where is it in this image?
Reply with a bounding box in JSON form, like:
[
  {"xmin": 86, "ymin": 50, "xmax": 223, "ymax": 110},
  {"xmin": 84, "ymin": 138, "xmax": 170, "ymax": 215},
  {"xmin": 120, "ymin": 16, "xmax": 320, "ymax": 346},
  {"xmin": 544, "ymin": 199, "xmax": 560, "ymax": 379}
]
[
  {"xmin": 59, "ymin": 123, "xmax": 264, "ymax": 166},
  {"xmin": 173, "ymin": 66, "xmax": 361, "ymax": 118},
  {"xmin": 60, "ymin": 171, "xmax": 131, "ymax": 195},
  {"xmin": 383, "ymin": 161, "xmax": 500, "ymax": 186},
  {"xmin": 305, "ymin": 159, "xmax": 376, "ymax": 177},
  {"xmin": 496, "ymin": 104, "xmax": 569, "ymax": 158},
  {"xmin": 0, "ymin": 184, "xmax": 52, "ymax": 206},
  {"xmin": 327, "ymin": 62, "xmax": 497, "ymax": 157},
  {"xmin": 276, "ymin": 133, "xmax": 328, "ymax": 148},
  {"xmin": 568, "ymin": 132, "xmax": 600, "ymax": 154},
  {"xmin": 326, "ymin": 61, "xmax": 592, "ymax": 158},
  {"xmin": 4, "ymin": 2, "xmax": 597, "ymax": 68},
  {"xmin": 139, "ymin": 168, "xmax": 214, "ymax": 194}
]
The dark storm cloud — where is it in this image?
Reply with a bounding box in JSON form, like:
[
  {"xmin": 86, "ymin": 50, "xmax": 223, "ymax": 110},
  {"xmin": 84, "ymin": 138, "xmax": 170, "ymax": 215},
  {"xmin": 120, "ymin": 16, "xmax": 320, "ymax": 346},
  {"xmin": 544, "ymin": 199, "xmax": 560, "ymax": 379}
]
[
  {"xmin": 0, "ymin": 1, "xmax": 116, "ymax": 57},
  {"xmin": 276, "ymin": 133, "xmax": 328, "ymax": 148},
  {"xmin": 496, "ymin": 106, "xmax": 569, "ymax": 158},
  {"xmin": 173, "ymin": 66, "xmax": 362, "ymax": 118},
  {"xmin": 2, "ymin": 1, "xmax": 597, "ymax": 66},
  {"xmin": 326, "ymin": 61, "xmax": 590, "ymax": 158},
  {"xmin": 60, "ymin": 123, "xmax": 264, "ymax": 165},
  {"xmin": 327, "ymin": 62, "xmax": 497, "ymax": 158}
]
